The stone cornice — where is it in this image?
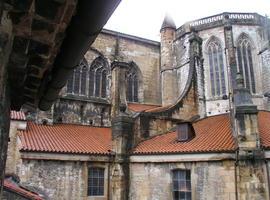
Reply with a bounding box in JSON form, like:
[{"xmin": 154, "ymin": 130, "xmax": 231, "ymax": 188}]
[{"xmin": 176, "ymin": 12, "xmax": 265, "ymax": 38}]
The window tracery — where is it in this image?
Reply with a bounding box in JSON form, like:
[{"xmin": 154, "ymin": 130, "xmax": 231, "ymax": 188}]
[
  {"xmin": 67, "ymin": 57, "xmax": 109, "ymax": 98},
  {"xmin": 236, "ymin": 34, "xmax": 256, "ymax": 93},
  {"xmin": 207, "ymin": 37, "xmax": 226, "ymax": 97}
]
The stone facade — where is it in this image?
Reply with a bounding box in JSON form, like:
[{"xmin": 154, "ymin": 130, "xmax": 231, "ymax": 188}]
[
  {"xmin": 17, "ymin": 159, "xmax": 109, "ymax": 200},
  {"xmin": 130, "ymin": 160, "xmax": 236, "ymax": 200},
  {"xmin": 4, "ymin": 12, "xmax": 270, "ymax": 200}
]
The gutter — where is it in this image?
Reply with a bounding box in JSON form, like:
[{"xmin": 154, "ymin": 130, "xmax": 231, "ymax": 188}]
[{"xmin": 38, "ymin": 0, "xmax": 121, "ymax": 110}]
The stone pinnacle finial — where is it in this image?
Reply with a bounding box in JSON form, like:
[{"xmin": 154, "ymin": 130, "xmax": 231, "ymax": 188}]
[
  {"xmin": 236, "ymin": 73, "xmax": 244, "ymax": 88},
  {"xmin": 160, "ymin": 13, "xmax": 176, "ymax": 31},
  {"xmin": 119, "ymin": 103, "xmax": 127, "ymax": 113}
]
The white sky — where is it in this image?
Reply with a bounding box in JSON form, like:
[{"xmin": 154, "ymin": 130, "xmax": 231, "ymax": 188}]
[{"xmin": 105, "ymin": 0, "xmax": 270, "ymax": 41}]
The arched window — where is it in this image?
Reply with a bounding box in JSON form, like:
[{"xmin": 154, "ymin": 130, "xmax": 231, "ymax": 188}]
[
  {"xmin": 126, "ymin": 66, "xmax": 139, "ymax": 102},
  {"xmin": 89, "ymin": 57, "xmax": 109, "ymax": 98},
  {"xmin": 207, "ymin": 37, "xmax": 226, "ymax": 97},
  {"xmin": 66, "ymin": 59, "xmax": 88, "ymax": 95},
  {"xmin": 236, "ymin": 34, "xmax": 256, "ymax": 93}
]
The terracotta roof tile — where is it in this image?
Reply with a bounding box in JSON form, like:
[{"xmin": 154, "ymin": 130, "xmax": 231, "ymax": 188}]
[
  {"xmin": 18, "ymin": 111, "xmax": 270, "ymax": 155},
  {"xmin": 10, "ymin": 111, "xmax": 26, "ymax": 121},
  {"xmin": 128, "ymin": 103, "xmax": 161, "ymax": 112},
  {"xmin": 4, "ymin": 179, "xmax": 44, "ymax": 200},
  {"xmin": 258, "ymin": 111, "xmax": 270, "ymax": 149},
  {"xmin": 133, "ymin": 114, "xmax": 237, "ymax": 154},
  {"xmin": 19, "ymin": 122, "xmax": 111, "ymax": 155}
]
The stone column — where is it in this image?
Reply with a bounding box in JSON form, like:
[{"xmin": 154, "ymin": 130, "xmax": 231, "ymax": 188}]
[
  {"xmin": 110, "ymin": 107, "xmax": 134, "ymax": 200},
  {"xmin": 160, "ymin": 15, "xmax": 177, "ymax": 106},
  {"xmin": 189, "ymin": 30, "xmax": 204, "ymax": 117},
  {"xmin": 234, "ymin": 74, "xmax": 268, "ymax": 200},
  {"xmin": 111, "ymin": 61, "xmax": 129, "ymax": 118},
  {"xmin": 0, "ymin": 8, "xmax": 12, "ymax": 196},
  {"xmin": 110, "ymin": 60, "xmax": 133, "ymax": 200}
]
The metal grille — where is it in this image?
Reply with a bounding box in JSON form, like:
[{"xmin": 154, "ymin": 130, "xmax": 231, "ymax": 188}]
[{"xmin": 88, "ymin": 167, "xmax": 105, "ymax": 196}]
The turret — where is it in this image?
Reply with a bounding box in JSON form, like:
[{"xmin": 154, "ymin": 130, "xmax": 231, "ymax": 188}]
[{"xmin": 160, "ymin": 14, "xmax": 177, "ymax": 106}]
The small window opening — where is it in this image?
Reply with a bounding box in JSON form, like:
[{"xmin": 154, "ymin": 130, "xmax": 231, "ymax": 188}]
[{"xmin": 176, "ymin": 123, "xmax": 195, "ymax": 142}]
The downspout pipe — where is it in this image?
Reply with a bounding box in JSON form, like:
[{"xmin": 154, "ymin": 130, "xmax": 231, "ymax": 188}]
[{"xmin": 38, "ymin": 0, "xmax": 121, "ymax": 110}]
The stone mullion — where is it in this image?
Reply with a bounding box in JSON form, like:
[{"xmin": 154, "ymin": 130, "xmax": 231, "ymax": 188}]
[
  {"xmin": 208, "ymin": 48, "xmax": 214, "ymax": 97},
  {"xmin": 85, "ymin": 67, "xmax": 90, "ymax": 98},
  {"xmin": 211, "ymin": 47, "xmax": 217, "ymax": 97},
  {"xmin": 93, "ymin": 69, "xmax": 97, "ymax": 97},
  {"xmin": 79, "ymin": 68, "xmax": 82, "ymax": 95},
  {"xmin": 216, "ymin": 46, "xmax": 222, "ymax": 96},
  {"xmin": 132, "ymin": 74, "xmax": 135, "ymax": 102},
  {"xmin": 72, "ymin": 70, "xmax": 75, "ymax": 94},
  {"xmin": 243, "ymin": 43, "xmax": 250, "ymax": 90},
  {"xmin": 99, "ymin": 69, "xmax": 102, "ymax": 98},
  {"xmin": 245, "ymin": 44, "xmax": 253, "ymax": 93},
  {"xmin": 240, "ymin": 44, "xmax": 246, "ymax": 89}
]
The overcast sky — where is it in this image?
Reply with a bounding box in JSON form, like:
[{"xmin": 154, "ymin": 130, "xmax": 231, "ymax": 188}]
[{"xmin": 105, "ymin": 0, "xmax": 270, "ymax": 41}]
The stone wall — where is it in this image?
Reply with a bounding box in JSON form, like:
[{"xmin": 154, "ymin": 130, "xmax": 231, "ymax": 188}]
[
  {"xmin": 130, "ymin": 161, "xmax": 236, "ymax": 200},
  {"xmin": 261, "ymin": 48, "xmax": 270, "ymax": 110},
  {"xmin": 90, "ymin": 31, "xmax": 161, "ymax": 105},
  {"xmin": 5, "ymin": 120, "xmax": 26, "ymax": 174},
  {"xmin": 17, "ymin": 159, "xmax": 109, "ymax": 200},
  {"xmin": 261, "ymin": 48, "xmax": 270, "ymax": 94},
  {"xmin": 53, "ymin": 98, "xmax": 111, "ymax": 126},
  {"xmin": 198, "ymin": 26, "xmax": 230, "ymax": 116}
]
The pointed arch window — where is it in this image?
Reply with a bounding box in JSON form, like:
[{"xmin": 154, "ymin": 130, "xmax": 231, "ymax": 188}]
[
  {"xmin": 89, "ymin": 57, "xmax": 109, "ymax": 98},
  {"xmin": 236, "ymin": 34, "xmax": 256, "ymax": 93},
  {"xmin": 126, "ymin": 66, "xmax": 139, "ymax": 102},
  {"xmin": 67, "ymin": 59, "xmax": 88, "ymax": 95},
  {"xmin": 66, "ymin": 57, "xmax": 109, "ymax": 98},
  {"xmin": 207, "ymin": 37, "xmax": 226, "ymax": 97}
]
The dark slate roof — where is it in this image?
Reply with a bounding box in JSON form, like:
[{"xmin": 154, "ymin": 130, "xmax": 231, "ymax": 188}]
[{"xmin": 161, "ymin": 14, "xmax": 176, "ymax": 30}]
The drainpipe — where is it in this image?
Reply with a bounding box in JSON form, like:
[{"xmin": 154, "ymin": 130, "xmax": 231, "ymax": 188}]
[{"xmin": 234, "ymin": 153, "xmax": 239, "ymax": 200}]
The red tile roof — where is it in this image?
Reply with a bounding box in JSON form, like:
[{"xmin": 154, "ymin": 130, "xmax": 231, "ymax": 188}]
[
  {"xmin": 19, "ymin": 122, "xmax": 111, "ymax": 155},
  {"xmin": 133, "ymin": 114, "xmax": 236, "ymax": 154},
  {"xmin": 4, "ymin": 179, "xmax": 43, "ymax": 200},
  {"xmin": 128, "ymin": 103, "xmax": 161, "ymax": 112},
  {"xmin": 10, "ymin": 111, "xmax": 26, "ymax": 121},
  {"xmin": 18, "ymin": 111, "xmax": 270, "ymax": 155},
  {"xmin": 145, "ymin": 105, "xmax": 171, "ymax": 113},
  {"xmin": 258, "ymin": 111, "xmax": 270, "ymax": 149}
]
